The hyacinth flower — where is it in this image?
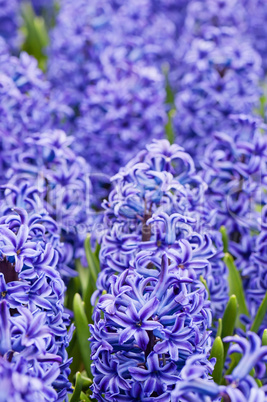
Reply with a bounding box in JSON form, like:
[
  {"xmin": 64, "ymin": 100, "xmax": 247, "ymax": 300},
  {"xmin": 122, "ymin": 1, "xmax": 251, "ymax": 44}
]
[
  {"xmin": 229, "ymin": 205, "xmax": 267, "ymax": 334},
  {"xmin": 90, "ymin": 252, "xmax": 213, "ymax": 400},
  {"xmin": 173, "ymin": 24, "xmax": 262, "ymax": 161},
  {"xmin": 0, "ymin": 0, "xmax": 20, "ymax": 50},
  {"xmin": 244, "ymin": 0, "xmax": 267, "ymax": 74},
  {"xmin": 201, "ymin": 115, "xmax": 267, "ymax": 240},
  {"xmin": 75, "ymin": 50, "xmax": 167, "ymax": 202},
  {"xmin": 47, "ymin": 0, "xmax": 183, "ymax": 201},
  {"xmin": 150, "ymin": 0, "xmax": 190, "ymax": 37},
  {"xmin": 0, "ymin": 43, "xmax": 71, "ymax": 180},
  {"xmin": 0, "ymin": 206, "xmax": 73, "ymax": 400},
  {"xmin": 171, "ymin": 332, "xmax": 267, "ymax": 401},
  {"xmin": 48, "ymin": 0, "xmax": 176, "ymax": 110},
  {"xmin": 0, "ymin": 42, "xmax": 92, "ymax": 276},
  {"xmin": 183, "ymin": 0, "xmax": 248, "ymax": 38},
  {"xmin": 2, "ymin": 129, "xmax": 92, "ymax": 277},
  {"xmin": 99, "ymin": 139, "xmax": 228, "ymax": 320}
]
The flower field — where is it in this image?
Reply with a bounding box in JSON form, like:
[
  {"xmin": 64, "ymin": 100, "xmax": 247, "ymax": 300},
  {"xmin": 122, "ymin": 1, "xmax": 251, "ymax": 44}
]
[{"xmin": 1, "ymin": 0, "xmax": 267, "ymax": 401}]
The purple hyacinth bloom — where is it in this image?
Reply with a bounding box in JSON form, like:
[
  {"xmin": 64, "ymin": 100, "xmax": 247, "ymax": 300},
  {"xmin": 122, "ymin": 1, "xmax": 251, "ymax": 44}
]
[
  {"xmin": 201, "ymin": 116, "xmax": 267, "ymax": 239},
  {"xmin": 174, "ymin": 4, "xmax": 262, "ymax": 162},
  {"xmin": 172, "ymin": 333, "xmax": 267, "ymax": 400},
  {"xmin": 90, "ymin": 251, "xmax": 213, "ymax": 399},
  {"xmin": 0, "ymin": 206, "xmax": 73, "ymax": 400},
  {"xmin": 99, "ymin": 140, "xmax": 228, "ymax": 320},
  {"xmin": 244, "ymin": 0, "xmax": 267, "ymax": 73},
  {"xmin": 224, "ymin": 332, "xmax": 267, "ymax": 381},
  {"xmin": 0, "ymin": 299, "xmax": 11, "ymax": 355},
  {"xmin": 129, "ymin": 352, "xmax": 179, "ymax": 395},
  {"xmin": 184, "ymin": 0, "xmax": 247, "ymax": 37},
  {"xmin": 47, "ymin": 0, "xmax": 186, "ymax": 202},
  {"xmin": 0, "ymin": 46, "xmax": 72, "ymax": 182},
  {"xmin": 0, "ymin": 356, "xmax": 61, "ymax": 401},
  {"xmin": 0, "ymin": 0, "xmax": 20, "ymax": 50},
  {"xmin": 1, "ymin": 128, "xmax": 92, "ymax": 277},
  {"xmin": 75, "ymin": 58, "xmax": 166, "ymax": 196},
  {"xmin": 0, "ymin": 223, "xmax": 40, "ymax": 273},
  {"xmin": 229, "ymin": 205, "xmax": 267, "ymax": 334}
]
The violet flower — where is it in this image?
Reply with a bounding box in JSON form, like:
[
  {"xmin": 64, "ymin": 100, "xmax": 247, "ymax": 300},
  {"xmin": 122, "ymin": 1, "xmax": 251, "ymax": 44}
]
[
  {"xmin": 0, "ymin": 206, "xmax": 73, "ymax": 400},
  {"xmin": 90, "ymin": 252, "xmax": 212, "ymax": 399},
  {"xmin": 172, "ymin": 333, "xmax": 267, "ymax": 400},
  {"xmin": 99, "ymin": 140, "xmax": 228, "ymax": 320}
]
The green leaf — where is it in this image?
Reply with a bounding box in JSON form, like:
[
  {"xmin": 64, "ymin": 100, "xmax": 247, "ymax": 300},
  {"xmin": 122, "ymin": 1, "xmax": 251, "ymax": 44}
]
[
  {"xmin": 250, "ymin": 292, "xmax": 267, "ymax": 333},
  {"xmin": 221, "ymin": 295, "xmax": 237, "ymax": 358},
  {"xmin": 83, "ymin": 272, "xmax": 96, "ymax": 324},
  {"xmin": 162, "ymin": 64, "xmax": 175, "ymax": 105},
  {"xmin": 209, "ymin": 336, "xmax": 224, "ymax": 384},
  {"xmin": 79, "ymin": 374, "xmax": 92, "ymax": 389},
  {"xmin": 70, "ymin": 372, "xmax": 83, "ymax": 402},
  {"xmin": 70, "ymin": 372, "xmax": 92, "ymax": 402},
  {"xmin": 75, "ymin": 259, "xmax": 89, "ymax": 298},
  {"xmin": 259, "ymin": 95, "xmax": 266, "ymax": 119},
  {"xmin": 84, "ymin": 235, "xmax": 100, "ymax": 285},
  {"xmin": 224, "ymin": 253, "xmax": 249, "ymax": 329},
  {"xmin": 165, "ymin": 109, "xmax": 176, "ymax": 145},
  {"xmin": 67, "ymin": 330, "xmax": 82, "ymax": 381},
  {"xmin": 21, "ymin": 2, "xmax": 49, "ymax": 71},
  {"xmin": 73, "ymin": 293, "xmax": 92, "ymax": 378},
  {"xmin": 219, "ymin": 226, "xmax": 228, "ymax": 253},
  {"xmin": 80, "ymin": 392, "xmax": 91, "ymax": 402},
  {"xmin": 216, "ymin": 318, "xmax": 222, "ymax": 338},
  {"xmin": 262, "ymin": 329, "xmax": 267, "ymax": 346},
  {"xmin": 199, "ymin": 275, "xmax": 210, "ymax": 300},
  {"xmin": 65, "ymin": 276, "xmax": 81, "ymax": 311}
]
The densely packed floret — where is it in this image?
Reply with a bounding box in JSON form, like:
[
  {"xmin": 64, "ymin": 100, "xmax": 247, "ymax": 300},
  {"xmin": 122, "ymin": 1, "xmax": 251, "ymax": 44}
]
[
  {"xmin": 183, "ymin": 0, "xmax": 248, "ymax": 37},
  {"xmin": 0, "ymin": 43, "xmax": 71, "ymax": 179},
  {"xmin": 0, "ymin": 206, "xmax": 73, "ymax": 400},
  {"xmin": 172, "ymin": 332, "xmax": 267, "ymax": 401},
  {"xmin": 201, "ymin": 115, "xmax": 267, "ymax": 239},
  {"xmin": 2, "ymin": 130, "xmax": 92, "ymax": 277},
  {"xmin": 173, "ymin": 27, "xmax": 262, "ymax": 161},
  {"xmin": 1, "ymin": 0, "xmax": 267, "ymax": 401},
  {"xmin": 90, "ymin": 252, "xmax": 213, "ymax": 400},
  {"xmin": 0, "ymin": 45, "xmax": 92, "ymax": 275},
  {"xmin": 75, "ymin": 56, "xmax": 166, "ymax": 200},
  {"xmin": 0, "ymin": 0, "xmax": 20, "ymax": 50},
  {"xmin": 48, "ymin": 0, "xmax": 185, "ymax": 200},
  {"xmin": 245, "ymin": 0, "xmax": 267, "ymax": 73},
  {"xmin": 100, "ymin": 139, "xmax": 228, "ymax": 320}
]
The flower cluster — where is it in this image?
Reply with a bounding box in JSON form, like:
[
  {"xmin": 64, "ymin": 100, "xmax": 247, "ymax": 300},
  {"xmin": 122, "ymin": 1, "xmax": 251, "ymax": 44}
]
[
  {"xmin": 0, "ymin": 0, "xmax": 20, "ymax": 50},
  {"xmin": 99, "ymin": 140, "xmax": 228, "ymax": 320},
  {"xmin": 90, "ymin": 253, "xmax": 213, "ymax": 400},
  {"xmin": 150, "ymin": 0, "xmax": 190, "ymax": 37},
  {"xmin": 183, "ymin": 0, "xmax": 247, "ymax": 37},
  {"xmin": 173, "ymin": 26, "xmax": 262, "ymax": 161},
  {"xmin": 2, "ymin": 130, "xmax": 92, "ymax": 277},
  {"xmin": 245, "ymin": 0, "xmax": 267, "ymax": 73},
  {"xmin": 201, "ymin": 115, "xmax": 267, "ymax": 239},
  {"xmin": 0, "ymin": 45, "xmax": 92, "ymax": 275},
  {"xmin": 172, "ymin": 332, "xmax": 267, "ymax": 401},
  {"xmin": 74, "ymin": 54, "xmax": 166, "ymax": 201},
  {"xmin": 48, "ymin": 0, "xmax": 186, "ymax": 199},
  {"xmin": 0, "ymin": 45, "xmax": 70, "ymax": 179},
  {"xmin": 0, "ymin": 206, "xmax": 73, "ymax": 400},
  {"xmin": 231, "ymin": 205, "xmax": 267, "ymax": 335}
]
